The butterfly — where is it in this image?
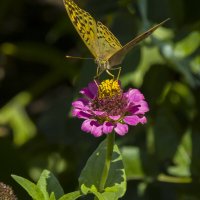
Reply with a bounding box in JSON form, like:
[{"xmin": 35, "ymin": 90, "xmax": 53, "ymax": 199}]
[{"xmin": 63, "ymin": 0, "xmax": 169, "ymax": 78}]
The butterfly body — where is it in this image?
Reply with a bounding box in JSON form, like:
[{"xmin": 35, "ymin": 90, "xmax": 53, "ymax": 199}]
[
  {"xmin": 63, "ymin": 0, "xmax": 169, "ymax": 77},
  {"xmin": 95, "ymin": 59, "xmax": 109, "ymax": 69}
]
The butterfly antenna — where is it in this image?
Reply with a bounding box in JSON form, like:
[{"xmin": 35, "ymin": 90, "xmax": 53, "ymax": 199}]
[{"xmin": 66, "ymin": 55, "xmax": 93, "ymax": 60}]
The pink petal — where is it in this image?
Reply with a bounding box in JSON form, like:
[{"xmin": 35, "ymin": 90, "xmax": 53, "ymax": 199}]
[
  {"xmin": 93, "ymin": 110, "xmax": 105, "ymax": 116},
  {"xmin": 127, "ymin": 89, "xmax": 144, "ymax": 102},
  {"xmin": 135, "ymin": 101, "xmax": 149, "ymax": 114},
  {"xmin": 77, "ymin": 111, "xmax": 92, "ymax": 119},
  {"xmin": 124, "ymin": 115, "xmax": 147, "ymax": 125},
  {"xmin": 139, "ymin": 116, "xmax": 147, "ymax": 124},
  {"xmin": 123, "ymin": 115, "xmax": 140, "ymax": 126},
  {"xmin": 80, "ymin": 88, "xmax": 94, "ymax": 99},
  {"xmin": 114, "ymin": 123, "xmax": 128, "ymax": 136},
  {"xmin": 102, "ymin": 122, "xmax": 114, "ymax": 134},
  {"xmin": 88, "ymin": 82, "xmax": 98, "ymax": 97},
  {"xmin": 90, "ymin": 121, "xmax": 103, "ymax": 137},
  {"xmin": 72, "ymin": 98, "xmax": 89, "ymax": 109},
  {"xmin": 109, "ymin": 115, "xmax": 121, "ymax": 120},
  {"xmin": 128, "ymin": 105, "xmax": 140, "ymax": 114},
  {"xmin": 81, "ymin": 119, "xmax": 94, "ymax": 133},
  {"xmin": 72, "ymin": 108, "xmax": 80, "ymax": 117}
]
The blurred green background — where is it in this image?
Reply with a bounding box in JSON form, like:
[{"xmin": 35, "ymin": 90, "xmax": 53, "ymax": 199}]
[{"xmin": 0, "ymin": 0, "xmax": 200, "ymax": 199}]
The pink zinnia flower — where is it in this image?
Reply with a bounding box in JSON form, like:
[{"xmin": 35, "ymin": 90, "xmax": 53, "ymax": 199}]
[{"xmin": 72, "ymin": 79, "xmax": 149, "ymax": 137}]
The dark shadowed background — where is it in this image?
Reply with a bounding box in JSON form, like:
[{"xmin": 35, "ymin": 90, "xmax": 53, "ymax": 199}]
[{"xmin": 0, "ymin": 0, "xmax": 200, "ymax": 199}]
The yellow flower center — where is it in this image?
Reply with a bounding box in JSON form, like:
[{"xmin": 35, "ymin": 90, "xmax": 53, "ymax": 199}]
[
  {"xmin": 97, "ymin": 79, "xmax": 121, "ymax": 99},
  {"xmin": 91, "ymin": 79, "xmax": 127, "ymax": 117}
]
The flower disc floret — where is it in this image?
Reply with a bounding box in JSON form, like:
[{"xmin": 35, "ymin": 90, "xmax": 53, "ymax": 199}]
[{"xmin": 72, "ymin": 80, "xmax": 149, "ymax": 137}]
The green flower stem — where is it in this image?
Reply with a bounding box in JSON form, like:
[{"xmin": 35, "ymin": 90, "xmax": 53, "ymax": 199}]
[{"xmin": 99, "ymin": 132, "xmax": 115, "ymax": 192}]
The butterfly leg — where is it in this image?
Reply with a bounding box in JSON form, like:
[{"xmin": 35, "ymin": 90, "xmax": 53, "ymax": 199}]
[
  {"xmin": 108, "ymin": 67, "xmax": 122, "ymax": 80},
  {"xmin": 106, "ymin": 70, "xmax": 115, "ymax": 79},
  {"xmin": 94, "ymin": 79, "xmax": 99, "ymax": 88},
  {"xmin": 94, "ymin": 66, "xmax": 104, "ymax": 80},
  {"xmin": 116, "ymin": 67, "xmax": 121, "ymax": 80},
  {"xmin": 96, "ymin": 66, "xmax": 100, "ymax": 78}
]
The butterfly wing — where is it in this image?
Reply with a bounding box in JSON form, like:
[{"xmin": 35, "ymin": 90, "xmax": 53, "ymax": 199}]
[
  {"xmin": 96, "ymin": 21, "xmax": 122, "ymax": 60},
  {"xmin": 108, "ymin": 18, "xmax": 170, "ymax": 67},
  {"xmin": 63, "ymin": 0, "xmax": 99, "ymax": 57}
]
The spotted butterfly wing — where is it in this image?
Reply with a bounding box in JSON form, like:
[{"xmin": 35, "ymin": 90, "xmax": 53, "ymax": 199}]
[
  {"xmin": 96, "ymin": 21, "xmax": 122, "ymax": 61},
  {"xmin": 63, "ymin": 0, "xmax": 122, "ymax": 60},
  {"xmin": 63, "ymin": 0, "xmax": 98, "ymax": 57},
  {"xmin": 63, "ymin": 0, "xmax": 169, "ymax": 73},
  {"xmin": 108, "ymin": 18, "xmax": 170, "ymax": 67}
]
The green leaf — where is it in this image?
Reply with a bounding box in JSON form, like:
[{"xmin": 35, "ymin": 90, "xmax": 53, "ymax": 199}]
[
  {"xmin": 101, "ymin": 191, "xmax": 119, "ymax": 200},
  {"xmin": 37, "ymin": 170, "xmax": 49, "ymax": 200},
  {"xmin": 190, "ymin": 55, "xmax": 200, "ymax": 74},
  {"xmin": 59, "ymin": 191, "xmax": 82, "ymax": 200},
  {"xmin": 49, "ymin": 192, "xmax": 56, "ymax": 200},
  {"xmin": 157, "ymin": 174, "xmax": 191, "ymax": 183},
  {"xmin": 37, "ymin": 169, "xmax": 64, "ymax": 200},
  {"xmin": 121, "ymin": 45, "xmax": 166, "ymax": 87},
  {"xmin": 80, "ymin": 184, "xmax": 91, "ymax": 195},
  {"xmin": 121, "ymin": 146, "xmax": 145, "ymax": 180},
  {"xmin": 11, "ymin": 174, "xmax": 45, "ymax": 200},
  {"xmin": 79, "ymin": 139, "xmax": 126, "ymax": 198},
  {"xmin": 0, "ymin": 92, "xmax": 36, "ymax": 146},
  {"xmin": 167, "ymin": 131, "xmax": 191, "ymax": 177},
  {"xmin": 174, "ymin": 32, "xmax": 200, "ymax": 58},
  {"xmin": 91, "ymin": 191, "xmax": 105, "ymax": 200}
]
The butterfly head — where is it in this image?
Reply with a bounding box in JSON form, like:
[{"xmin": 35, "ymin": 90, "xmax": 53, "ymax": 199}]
[
  {"xmin": 94, "ymin": 58, "xmax": 117, "ymax": 79},
  {"xmin": 95, "ymin": 58, "xmax": 110, "ymax": 70}
]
